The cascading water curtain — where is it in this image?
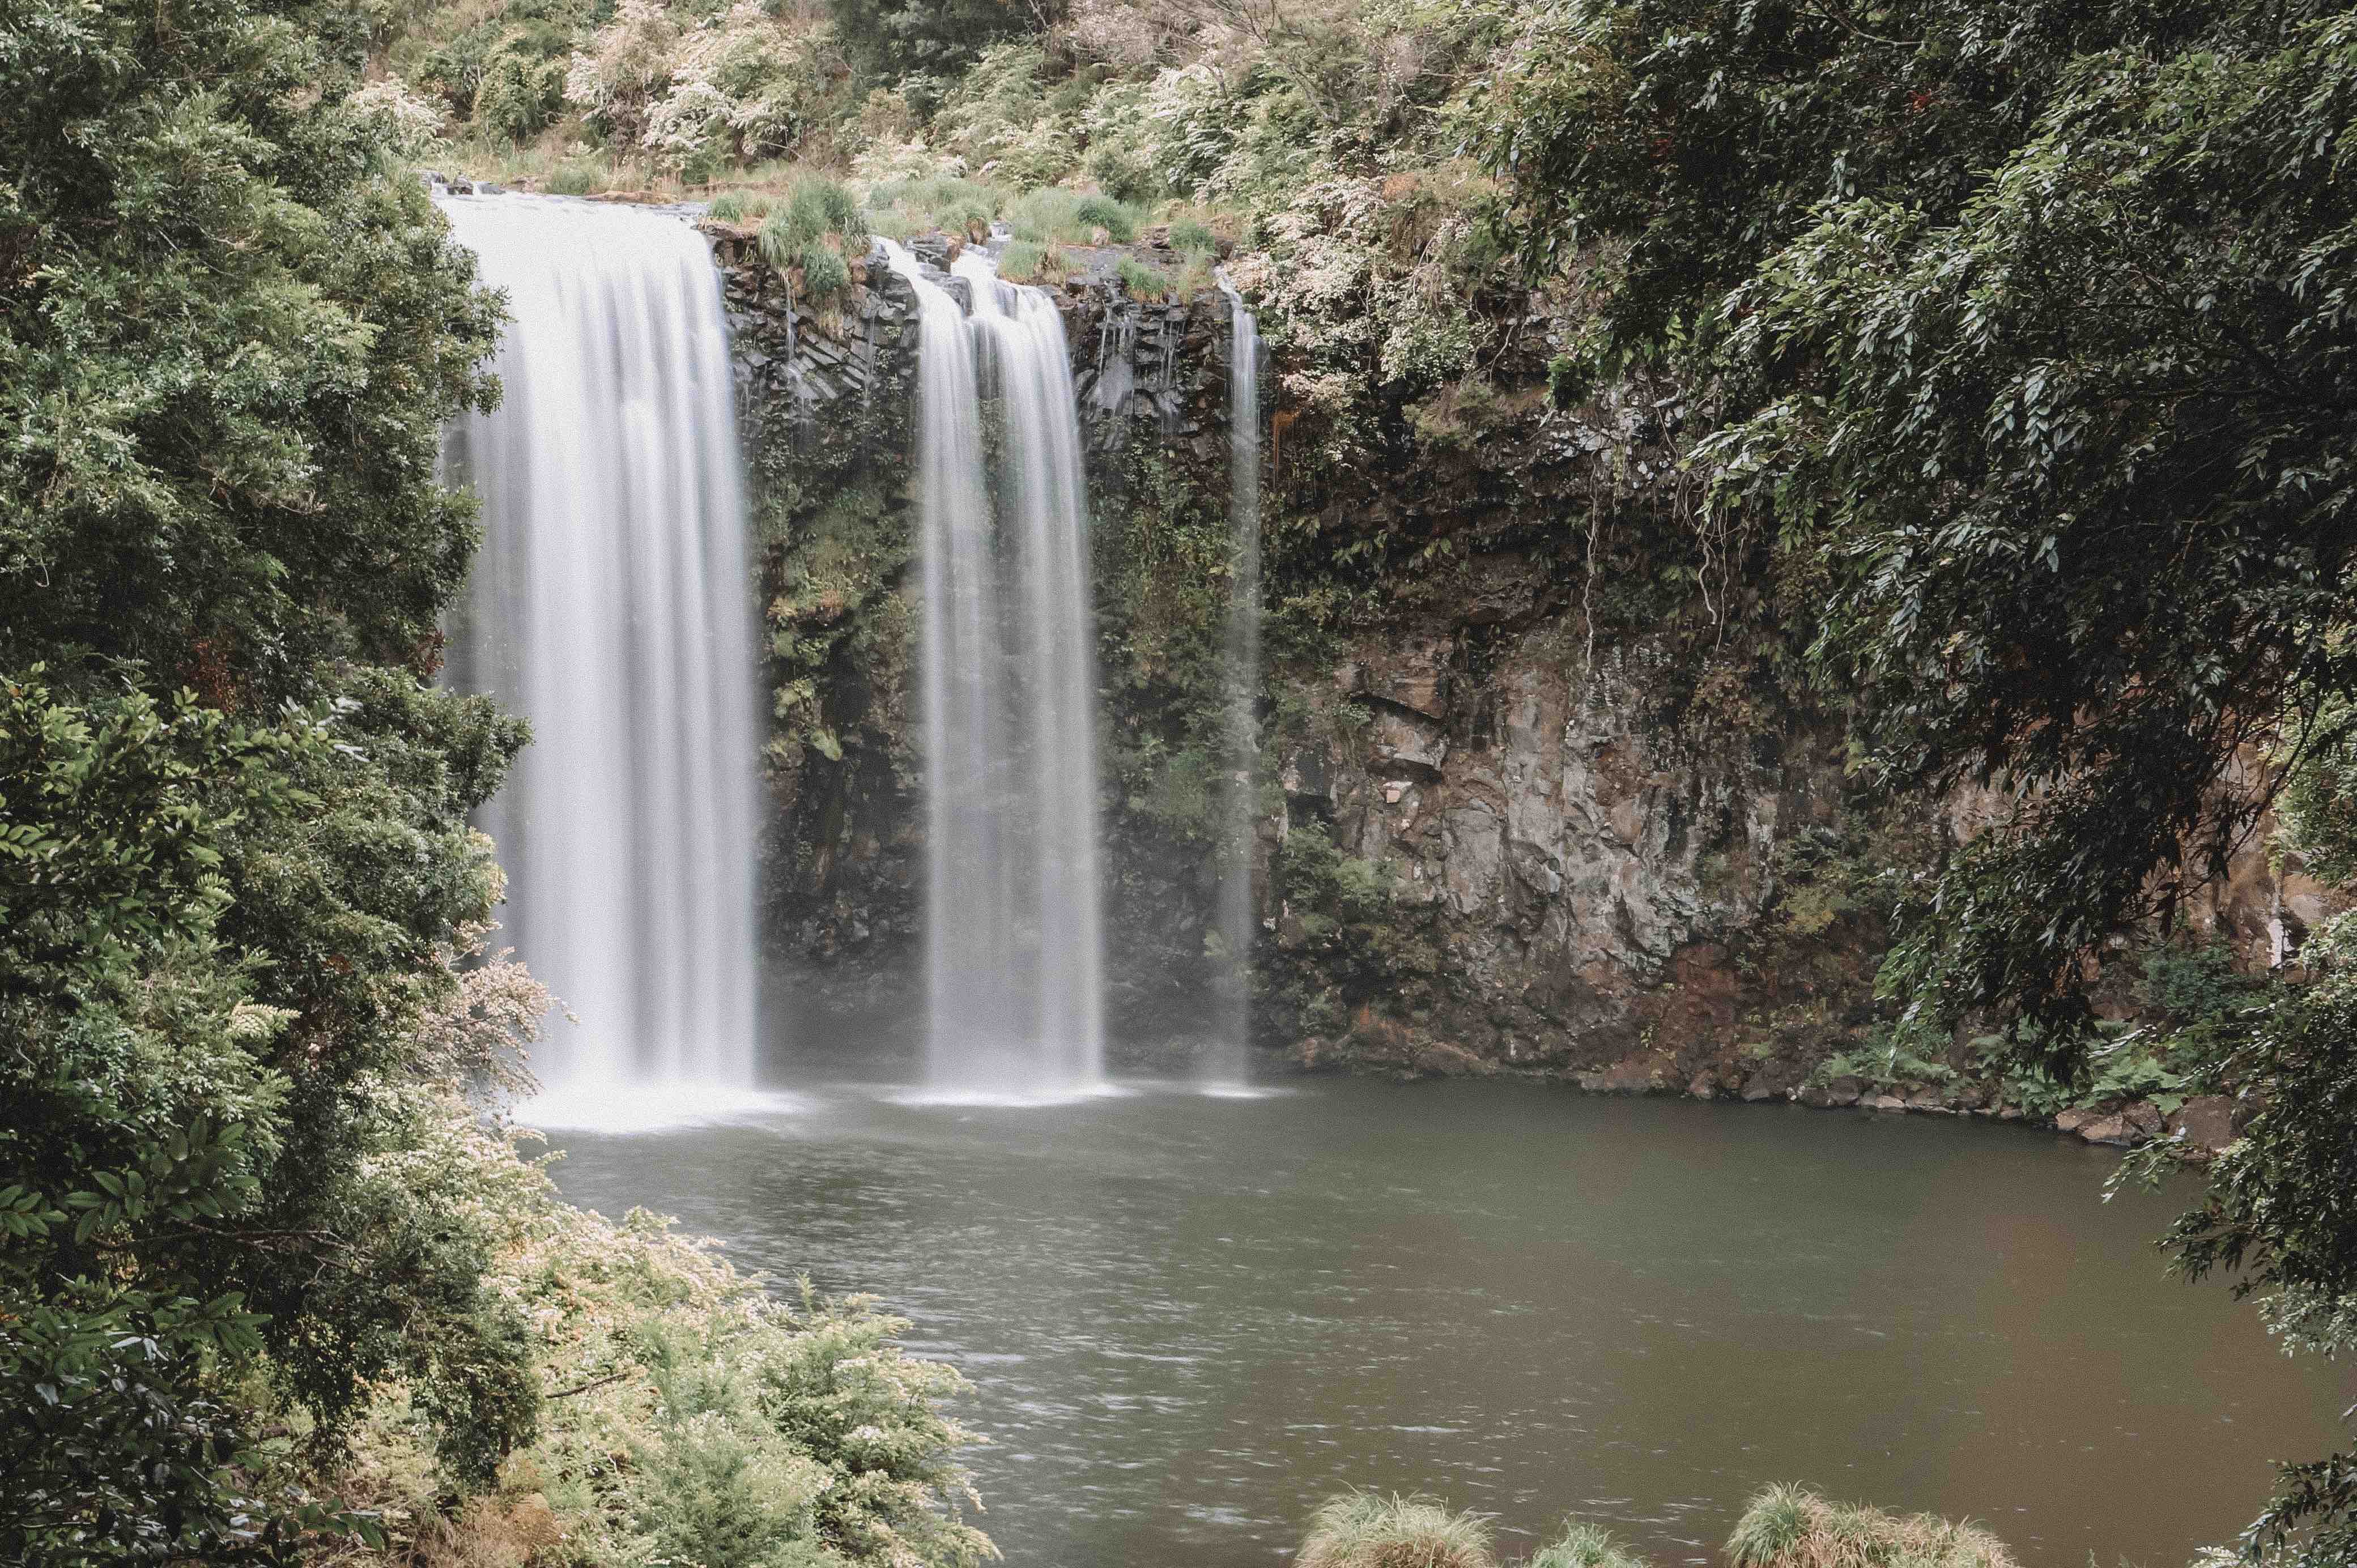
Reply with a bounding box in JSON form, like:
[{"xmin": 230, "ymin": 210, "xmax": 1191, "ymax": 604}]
[
  {"xmin": 882, "ymin": 241, "xmax": 1108, "ymax": 1101},
  {"xmin": 439, "ymin": 194, "xmax": 765, "ymax": 1116}
]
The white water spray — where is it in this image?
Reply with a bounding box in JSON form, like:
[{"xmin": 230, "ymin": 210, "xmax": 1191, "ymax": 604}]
[
  {"xmin": 880, "ymin": 240, "xmax": 1107, "ymax": 1102},
  {"xmin": 439, "ymin": 194, "xmax": 772, "ymax": 1126}
]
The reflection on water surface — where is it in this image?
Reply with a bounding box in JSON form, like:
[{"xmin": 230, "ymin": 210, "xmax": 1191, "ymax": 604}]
[{"xmin": 543, "ymin": 1073, "xmax": 2347, "ymax": 1566}]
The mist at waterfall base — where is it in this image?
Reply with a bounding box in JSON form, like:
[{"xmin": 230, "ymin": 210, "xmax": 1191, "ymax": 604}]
[
  {"xmin": 439, "ymin": 194, "xmax": 789, "ymax": 1130},
  {"xmin": 881, "ymin": 240, "xmax": 1114, "ymax": 1106}
]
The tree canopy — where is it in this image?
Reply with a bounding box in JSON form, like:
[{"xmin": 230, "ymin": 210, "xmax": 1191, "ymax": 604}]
[
  {"xmin": 1478, "ymin": 0, "xmax": 2357, "ymax": 1550},
  {"xmin": 0, "ymin": 0, "xmax": 533, "ymax": 1553}
]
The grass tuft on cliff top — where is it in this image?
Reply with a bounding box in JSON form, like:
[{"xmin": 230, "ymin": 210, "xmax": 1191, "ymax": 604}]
[
  {"xmin": 1299, "ymin": 1491, "xmax": 1495, "ymax": 1568},
  {"xmin": 1726, "ymin": 1484, "xmax": 2015, "ymax": 1568}
]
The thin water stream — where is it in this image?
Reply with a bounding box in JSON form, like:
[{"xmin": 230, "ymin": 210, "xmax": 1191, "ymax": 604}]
[
  {"xmin": 1211, "ymin": 284, "xmax": 1263, "ymax": 1085},
  {"xmin": 545, "ymin": 1074, "xmax": 2349, "ymax": 1567}
]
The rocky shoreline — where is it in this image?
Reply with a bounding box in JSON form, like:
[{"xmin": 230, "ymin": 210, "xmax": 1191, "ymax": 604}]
[{"xmin": 1277, "ymin": 1033, "xmax": 2243, "ymax": 1157}]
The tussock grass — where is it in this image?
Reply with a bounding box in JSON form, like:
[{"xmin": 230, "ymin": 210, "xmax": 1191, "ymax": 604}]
[
  {"xmin": 864, "ymin": 173, "xmax": 1003, "ymax": 238},
  {"xmin": 1529, "ymin": 1520, "xmax": 1646, "ymax": 1568},
  {"xmin": 708, "ymin": 190, "xmax": 780, "ymax": 225},
  {"xmin": 1005, "ymin": 186, "xmax": 1147, "ymax": 245},
  {"xmin": 1168, "ymin": 214, "xmax": 1219, "ymax": 254},
  {"xmin": 1117, "ymin": 255, "xmax": 1173, "ymax": 300},
  {"xmin": 1074, "ymin": 192, "xmax": 1138, "ymax": 241},
  {"xmin": 997, "ymin": 238, "xmax": 1075, "ymax": 285},
  {"xmin": 1299, "ymin": 1492, "xmax": 1496, "ymax": 1568},
  {"xmin": 753, "ymin": 176, "xmax": 869, "ymax": 292},
  {"xmin": 1725, "ymin": 1485, "xmax": 2016, "ymax": 1568}
]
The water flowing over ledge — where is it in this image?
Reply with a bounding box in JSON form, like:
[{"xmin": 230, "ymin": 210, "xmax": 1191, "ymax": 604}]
[
  {"xmin": 439, "ymin": 194, "xmax": 766, "ymax": 1114},
  {"xmin": 882, "ymin": 239, "xmax": 1108, "ymax": 1105}
]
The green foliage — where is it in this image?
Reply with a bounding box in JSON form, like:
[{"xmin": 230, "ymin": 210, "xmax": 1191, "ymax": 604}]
[
  {"xmin": 0, "ymin": 669, "xmax": 527, "ymax": 1557},
  {"xmin": 1377, "ymin": 292, "xmax": 1479, "ymax": 390},
  {"xmin": 1476, "ymin": 10, "xmax": 2357, "ymax": 1540},
  {"xmin": 1724, "ymin": 1486, "xmax": 1810, "ymax": 1568},
  {"xmin": 0, "ymin": 0, "xmax": 553, "ymax": 1544},
  {"xmin": 929, "ymin": 42, "xmax": 1082, "ymax": 186},
  {"xmin": 2281, "ymin": 698, "xmax": 2357, "ymax": 887},
  {"xmin": 766, "ymin": 481, "xmax": 916, "ymax": 785},
  {"xmin": 0, "ymin": 670, "xmax": 288, "ymax": 1560},
  {"xmin": 760, "ymin": 176, "xmax": 872, "ymax": 272},
  {"xmin": 315, "ymin": 1118, "xmax": 994, "ymax": 1567},
  {"xmin": 1168, "ymin": 215, "xmax": 1217, "ymax": 254},
  {"xmin": 2142, "ymin": 941, "xmax": 2261, "ymax": 1030},
  {"xmin": 544, "ymin": 160, "xmax": 603, "ymax": 194},
  {"xmin": 794, "ymin": 175, "xmax": 872, "ymax": 241},
  {"xmin": 1, "ymin": 0, "xmax": 501, "ymax": 699},
  {"xmin": 1528, "ymin": 1520, "xmax": 1644, "ymax": 1568},
  {"xmin": 865, "ymin": 171, "xmax": 1006, "ymax": 237},
  {"xmin": 1298, "ymin": 1491, "xmax": 1495, "ymax": 1568},
  {"xmin": 2161, "ymin": 913, "xmax": 2357, "ymax": 1558},
  {"xmin": 800, "ymin": 241, "xmax": 854, "ymax": 296},
  {"xmin": 1270, "ymin": 821, "xmax": 1430, "ymax": 1034},
  {"xmin": 1997, "ymin": 1032, "xmax": 2194, "ymax": 1119},
  {"xmin": 996, "ymin": 238, "xmax": 1048, "ymax": 282},
  {"xmin": 1117, "ymin": 255, "xmax": 1172, "ymax": 298},
  {"xmin": 475, "ymin": 41, "xmax": 569, "ymax": 139},
  {"xmin": 1545, "ymin": 353, "xmax": 1588, "ymax": 411},
  {"xmin": 1477, "ymin": 0, "xmax": 2357, "ymax": 1076},
  {"xmin": 1725, "ymin": 1484, "xmax": 2015, "ymax": 1568},
  {"xmin": 1075, "ymin": 192, "xmax": 1139, "ymax": 241},
  {"xmin": 1092, "ymin": 444, "xmax": 1235, "ymax": 826},
  {"xmin": 1809, "ymin": 1033, "xmax": 1956, "ymax": 1092},
  {"xmin": 830, "ymin": 0, "xmax": 1035, "ymax": 81}
]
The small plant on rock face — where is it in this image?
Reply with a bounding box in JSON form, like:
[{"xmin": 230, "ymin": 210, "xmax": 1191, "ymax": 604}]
[
  {"xmin": 997, "ymin": 238, "xmax": 1046, "ymax": 282},
  {"xmin": 1297, "ymin": 1491, "xmax": 1494, "ymax": 1568},
  {"xmin": 1075, "ymin": 191, "xmax": 1138, "ymax": 241},
  {"xmin": 1117, "ymin": 255, "xmax": 1172, "ymax": 299},
  {"xmin": 1168, "ymin": 215, "xmax": 1218, "ymax": 254},
  {"xmin": 759, "ymin": 176, "xmax": 869, "ymax": 270},
  {"xmin": 798, "ymin": 240, "xmax": 851, "ymax": 296}
]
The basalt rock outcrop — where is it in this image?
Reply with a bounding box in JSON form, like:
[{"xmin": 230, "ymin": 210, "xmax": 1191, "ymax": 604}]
[
  {"xmin": 714, "ymin": 226, "xmax": 1236, "ymax": 1015},
  {"xmin": 713, "ymin": 221, "xmax": 2335, "ymax": 1121}
]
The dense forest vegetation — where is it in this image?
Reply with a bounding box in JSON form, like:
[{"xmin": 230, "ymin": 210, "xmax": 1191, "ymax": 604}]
[
  {"xmin": 6, "ymin": 0, "xmax": 2357, "ymax": 1558},
  {"xmin": 1, "ymin": 2, "xmax": 986, "ymax": 1561}
]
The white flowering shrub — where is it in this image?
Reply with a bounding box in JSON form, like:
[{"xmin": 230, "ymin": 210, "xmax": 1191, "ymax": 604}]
[
  {"xmin": 563, "ymin": 0, "xmax": 680, "ymax": 146},
  {"xmin": 348, "ymin": 75, "xmax": 448, "ymax": 156},
  {"xmin": 567, "ymin": 1, "xmax": 848, "ymax": 173}
]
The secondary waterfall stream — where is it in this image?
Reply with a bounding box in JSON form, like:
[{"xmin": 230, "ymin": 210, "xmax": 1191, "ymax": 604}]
[
  {"xmin": 1211, "ymin": 284, "xmax": 1264, "ymax": 1085},
  {"xmin": 439, "ymin": 194, "xmax": 766, "ymax": 1122},
  {"xmin": 882, "ymin": 240, "xmax": 1107, "ymax": 1101}
]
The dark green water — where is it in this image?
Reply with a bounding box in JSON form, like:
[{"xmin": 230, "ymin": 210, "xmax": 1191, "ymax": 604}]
[{"xmin": 544, "ymin": 1075, "xmax": 2348, "ymax": 1566}]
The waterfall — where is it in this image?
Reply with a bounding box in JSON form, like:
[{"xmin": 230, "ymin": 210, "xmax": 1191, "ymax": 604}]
[
  {"xmin": 1211, "ymin": 282, "xmax": 1264, "ymax": 1086},
  {"xmin": 438, "ymin": 194, "xmax": 769, "ymax": 1124},
  {"xmin": 880, "ymin": 240, "xmax": 1107, "ymax": 1102}
]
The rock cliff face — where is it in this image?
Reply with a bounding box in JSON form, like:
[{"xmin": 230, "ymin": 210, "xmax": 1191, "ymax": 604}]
[
  {"xmin": 715, "ymin": 227, "xmax": 1243, "ymax": 1022},
  {"xmin": 711, "ymin": 224, "xmax": 2333, "ymax": 1107},
  {"xmin": 714, "ymin": 229, "xmax": 922, "ymax": 1005}
]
